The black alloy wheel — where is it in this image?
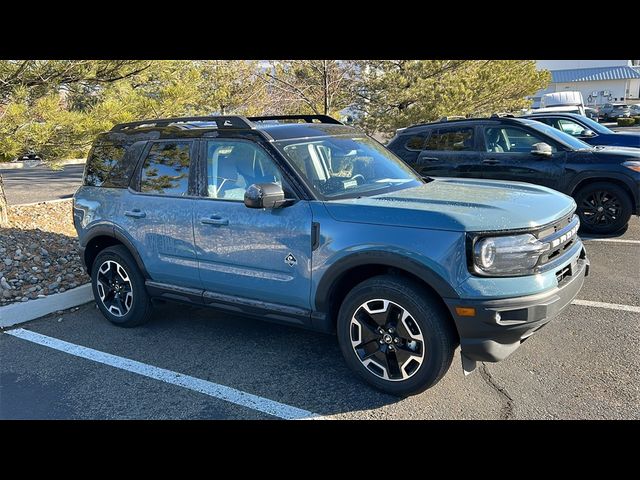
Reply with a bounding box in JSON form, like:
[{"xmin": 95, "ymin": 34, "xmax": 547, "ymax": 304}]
[
  {"xmin": 350, "ymin": 299, "xmax": 425, "ymax": 381},
  {"xmin": 96, "ymin": 259, "xmax": 134, "ymax": 317},
  {"xmin": 91, "ymin": 245, "xmax": 153, "ymax": 327},
  {"xmin": 337, "ymin": 275, "xmax": 457, "ymax": 396},
  {"xmin": 575, "ymin": 182, "xmax": 632, "ymax": 234}
]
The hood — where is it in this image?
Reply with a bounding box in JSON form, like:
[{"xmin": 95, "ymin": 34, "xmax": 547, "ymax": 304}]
[
  {"xmin": 615, "ymin": 131, "xmax": 640, "ymax": 138},
  {"xmin": 323, "ymin": 178, "xmax": 576, "ymax": 232},
  {"xmin": 592, "ymin": 145, "xmax": 640, "ymax": 156}
]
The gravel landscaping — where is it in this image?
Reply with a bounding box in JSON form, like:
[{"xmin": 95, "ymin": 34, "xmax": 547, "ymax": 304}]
[{"xmin": 0, "ymin": 200, "xmax": 89, "ymax": 306}]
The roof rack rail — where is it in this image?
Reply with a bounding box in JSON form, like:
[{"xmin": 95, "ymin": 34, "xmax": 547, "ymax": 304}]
[
  {"xmin": 437, "ymin": 115, "xmax": 466, "ymax": 122},
  {"xmin": 110, "ymin": 116, "xmax": 253, "ymax": 132},
  {"xmin": 247, "ymin": 114, "xmax": 343, "ymax": 125}
]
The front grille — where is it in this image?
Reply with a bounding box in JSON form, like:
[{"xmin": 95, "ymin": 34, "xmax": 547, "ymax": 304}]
[{"xmin": 536, "ymin": 213, "xmax": 580, "ymax": 267}]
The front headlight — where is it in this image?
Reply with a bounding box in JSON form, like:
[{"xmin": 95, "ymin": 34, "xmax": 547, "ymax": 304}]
[{"xmin": 473, "ymin": 233, "xmax": 550, "ymax": 276}]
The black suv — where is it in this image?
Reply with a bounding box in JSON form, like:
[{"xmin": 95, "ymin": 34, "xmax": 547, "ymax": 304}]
[{"xmin": 387, "ymin": 116, "xmax": 640, "ymax": 234}]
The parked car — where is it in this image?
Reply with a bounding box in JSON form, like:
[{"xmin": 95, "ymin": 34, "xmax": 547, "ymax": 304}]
[
  {"xmin": 387, "ymin": 115, "xmax": 640, "ymax": 234},
  {"xmin": 539, "ymin": 91, "xmax": 586, "ymax": 116},
  {"xmin": 527, "ymin": 105, "xmax": 583, "ymax": 115},
  {"xmin": 630, "ymin": 104, "xmax": 640, "ymax": 116},
  {"xmin": 73, "ymin": 114, "xmax": 590, "ymax": 396},
  {"xmin": 12, "ymin": 149, "xmax": 43, "ymax": 162},
  {"xmin": 598, "ymin": 103, "xmax": 631, "ymax": 121},
  {"xmin": 584, "ymin": 107, "xmax": 599, "ymax": 121},
  {"xmin": 522, "ymin": 112, "xmax": 640, "ymax": 148}
]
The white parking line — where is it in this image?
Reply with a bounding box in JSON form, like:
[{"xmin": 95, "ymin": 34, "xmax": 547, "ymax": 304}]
[
  {"xmin": 581, "ymin": 238, "xmax": 640, "ymax": 244},
  {"xmin": 572, "ymin": 299, "xmax": 640, "ymax": 313},
  {"xmin": 4, "ymin": 328, "xmax": 319, "ymax": 420}
]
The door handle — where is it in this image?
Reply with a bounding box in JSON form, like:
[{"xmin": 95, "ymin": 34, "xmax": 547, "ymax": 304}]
[
  {"xmin": 124, "ymin": 209, "xmax": 146, "ymax": 219},
  {"xmin": 482, "ymin": 158, "xmax": 500, "ymax": 165},
  {"xmin": 200, "ymin": 215, "xmax": 229, "ymax": 226}
]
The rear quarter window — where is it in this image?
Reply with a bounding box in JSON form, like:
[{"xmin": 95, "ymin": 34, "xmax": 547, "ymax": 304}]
[{"xmin": 84, "ymin": 143, "xmax": 139, "ymax": 188}]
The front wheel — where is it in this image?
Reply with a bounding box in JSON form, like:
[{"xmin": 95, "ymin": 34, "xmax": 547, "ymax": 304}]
[
  {"xmin": 337, "ymin": 275, "xmax": 458, "ymax": 396},
  {"xmin": 575, "ymin": 182, "xmax": 632, "ymax": 235}
]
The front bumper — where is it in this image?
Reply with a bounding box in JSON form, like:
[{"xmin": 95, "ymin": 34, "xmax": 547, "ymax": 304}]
[{"xmin": 444, "ymin": 253, "xmax": 589, "ymax": 362}]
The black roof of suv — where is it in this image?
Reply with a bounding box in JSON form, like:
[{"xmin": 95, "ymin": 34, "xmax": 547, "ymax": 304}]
[
  {"xmin": 395, "ymin": 114, "xmax": 539, "ymax": 132},
  {"xmin": 99, "ymin": 114, "xmax": 353, "ymax": 142}
]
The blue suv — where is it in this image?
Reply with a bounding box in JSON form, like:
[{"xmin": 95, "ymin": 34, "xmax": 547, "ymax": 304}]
[
  {"xmin": 522, "ymin": 112, "xmax": 640, "ymax": 149},
  {"xmin": 73, "ymin": 115, "xmax": 589, "ymax": 396}
]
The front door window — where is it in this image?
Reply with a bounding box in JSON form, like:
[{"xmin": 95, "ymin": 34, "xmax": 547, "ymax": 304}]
[{"xmin": 484, "ymin": 127, "xmax": 556, "ymax": 153}]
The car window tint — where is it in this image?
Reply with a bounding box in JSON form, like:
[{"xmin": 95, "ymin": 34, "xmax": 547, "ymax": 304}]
[
  {"xmin": 84, "ymin": 144, "xmax": 127, "ymax": 187},
  {"xmin": 404, "ymin": 134, "xmax": 428, "ymax": 151},
  {"xmin": 557, "ymin": 119, "xmax": 588, "ymax": 136},
  {"xmin": 205, "ymin": 140, "xmax": 282, "ymax": 201},
  {"xmin": 140, "ymin": 142, "xmax": 191, "ymax": 195},
  {"xmin": 531, "ymin": 117, "xmax": 555, "ymax": 127},
  {"xmin": 485, "ymin": 127, "xmax": 557, "ymax": 153},
  {"xmin": 424, "ymin": 128, "xmax": 474, "ymax": 151}
]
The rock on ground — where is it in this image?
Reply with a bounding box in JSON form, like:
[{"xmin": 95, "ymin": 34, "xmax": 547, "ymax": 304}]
[{"xmin": 0, "ymin": 200, "xmax": 89, "ymax": 306}]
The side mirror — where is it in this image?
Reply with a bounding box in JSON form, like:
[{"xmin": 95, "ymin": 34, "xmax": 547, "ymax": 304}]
[
  {"xmin": 531, "ymin": 142, "xmax": 553, "ymax": 157},
  {"xmin": 581, "ymin": 129, "xmax": 596, "ymax": 137},
  {"xmin": 244, "ymin": 183, "xmax": 287, "ymax": 209}
]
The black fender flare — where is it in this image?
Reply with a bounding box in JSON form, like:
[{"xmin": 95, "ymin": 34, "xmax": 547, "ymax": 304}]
[
  {"xmin": 314, "ymin": 250, "xmax": 460, "ymax": 313},
  {"xmin": 82, "ymin": 224, "xmax": 150, "ymax": 278}
]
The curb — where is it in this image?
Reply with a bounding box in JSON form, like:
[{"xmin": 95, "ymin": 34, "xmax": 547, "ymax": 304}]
[
  {"xmin": 0, "ymin": 158, "xmax": 85, "ymax": 170},
  {"xmin": 12, "ymin": 198, "xmax": 74, "ymax": 208},
  {"xmin": 0, "ymin": 283, "xmax": 93, "ymax": 329}
]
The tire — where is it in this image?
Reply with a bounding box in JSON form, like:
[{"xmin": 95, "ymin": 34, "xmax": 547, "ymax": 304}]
[
  {"xmin": 574, "ymin": 182, "xmax": 632, "ymax": 235},
  {"xmin": 91, "ymin": 245, "xmax": 153, "ymax": 327},
  {"xmin": 336, "ymin": 275, "xmax": 457, "ymax": 396}
]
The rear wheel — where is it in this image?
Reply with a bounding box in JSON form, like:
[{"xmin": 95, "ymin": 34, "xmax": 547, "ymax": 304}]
[
  {"xmin": 575, "ymin": 182, "xmax": 632, "ymax": 234},
  {"xmin": 91, "ymin": 245, "xmax": 152, "ymax": 327},
  {"xmin": 337, "ymin": 275, "xmax": 457, "ymax": 396}
]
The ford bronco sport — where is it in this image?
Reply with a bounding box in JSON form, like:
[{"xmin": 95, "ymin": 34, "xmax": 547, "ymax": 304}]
[{"xmin": 73, "ymin": 115, "xmax": 589, "ymax": 396}]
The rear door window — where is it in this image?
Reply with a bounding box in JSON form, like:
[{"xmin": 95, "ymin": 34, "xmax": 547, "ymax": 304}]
[
  {"xmin": 556, "ymin": 119, "xmax": 589, "ymax": 136},
  {"xmin": 530, "ymin": 117, "xmax": 555, "ymax": 127},
  {"xmin": 404, "ymin": 133, "xmax": 429, "ymax": 151},
  {"xmin": 424, "ymin": 127, "xmax": 475, "ymax": 151},
  {"xmin": 139, "ymin": 141, "xmax": 192, "ymax": 196}
]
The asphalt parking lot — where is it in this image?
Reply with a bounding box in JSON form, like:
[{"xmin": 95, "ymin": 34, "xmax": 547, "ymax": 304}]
[
  {"xmin": 0, "ymin": 164, "xmax": 84, "ymax": 205},
  {"xmin": 1, "ymin": 220, "xmax": 638, "ymax": 419}
]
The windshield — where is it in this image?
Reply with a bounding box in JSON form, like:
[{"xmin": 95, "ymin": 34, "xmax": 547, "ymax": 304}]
[
  {"xmin": 525, "ymin": 121, "xmax": 593, "ymax": 150},
  {"xmin": 613, "ymin": 105, "xmax": 629, "ymax": 110},
  {"xmin": 575, "ymin": 115, "xmax": 613, "ymax": 134},
  {"xmin": 275, "ymin": 136, "xmax": 423, "ymax": 200}
]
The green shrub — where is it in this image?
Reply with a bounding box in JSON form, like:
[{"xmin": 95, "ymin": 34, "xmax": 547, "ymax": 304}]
[
  {"xmin": 634, "ymin": 116, "xmax": 640, "ymax": 125},
  {"xmin": 617, "ymin": 117, "xmax": 636, "ymax": 127}
]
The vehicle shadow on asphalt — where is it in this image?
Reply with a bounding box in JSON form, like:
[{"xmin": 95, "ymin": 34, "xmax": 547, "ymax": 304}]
[{"xmin": 65, "ymin": 301, "xmax": 404, "ymax": 416}]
